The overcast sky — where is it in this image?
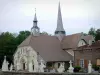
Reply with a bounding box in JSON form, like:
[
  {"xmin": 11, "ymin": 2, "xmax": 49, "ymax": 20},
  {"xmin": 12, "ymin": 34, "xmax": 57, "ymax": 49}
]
[{"xmin": 0, "ymin": 0, "xmax": 100, "ymax": 35}]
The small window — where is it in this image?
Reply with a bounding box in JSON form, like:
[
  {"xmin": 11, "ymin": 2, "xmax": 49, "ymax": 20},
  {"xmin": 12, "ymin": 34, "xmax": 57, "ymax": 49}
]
[
  {"xmin": 97, "ymin": 59, "xmax": 100, "ymax": 66},
  {"xmin": 80, "ymin": 59, "xmax": 84, "ymax": 68}
]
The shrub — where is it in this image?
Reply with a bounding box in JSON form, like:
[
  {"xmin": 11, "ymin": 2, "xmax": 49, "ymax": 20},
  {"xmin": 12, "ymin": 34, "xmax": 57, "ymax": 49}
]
[
  {"xmin": 92, "ymin": 64, "xmax": 99, "ymax": 71},
  {"xmin": 74, "ymin": 66, "xmax": 81, "ymax": 72}
]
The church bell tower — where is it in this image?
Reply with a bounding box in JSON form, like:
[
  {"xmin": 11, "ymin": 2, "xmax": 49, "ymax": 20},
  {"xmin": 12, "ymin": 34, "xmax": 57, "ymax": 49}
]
[
  {"xmin": 31, "ymin": 8, "xmax": 40, "ymax": 36},
  {"xmin": 55, "ymin": 2, "xmax": 66, "ymax": 41}
]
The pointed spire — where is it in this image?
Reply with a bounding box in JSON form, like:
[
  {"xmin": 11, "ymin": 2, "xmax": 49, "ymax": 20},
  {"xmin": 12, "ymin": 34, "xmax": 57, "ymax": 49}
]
[
  {"xmin": 31, "ymin": 8, "xmax": 40, "ymax": 36},
  {"xmin": 34, "ymin": 8, "xmax": 37, "ymax": 22},
  {"xmin": 55, "ymin": 2, "xmax": 65, "ymax": 35}
]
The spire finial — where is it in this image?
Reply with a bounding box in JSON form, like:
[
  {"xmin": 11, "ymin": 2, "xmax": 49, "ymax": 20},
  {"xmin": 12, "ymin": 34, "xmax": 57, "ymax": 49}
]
[
  {"xmin": 34, "ymin": 8, "xmax": 37, "ymax": 22},
  {"xmin": 31, "ymin": 8, "xmax": 40, "ymax": 36},
  {"xmin": 35, "ymin": 8, "xmax": 36, "ymax": 14},
  {"xmin": 59, "ymin": 1, "xmax": 60, "ymax": 4},
  {"xmin": 59, "ymin": 1, "xmax": 60, "ymax": 7}
]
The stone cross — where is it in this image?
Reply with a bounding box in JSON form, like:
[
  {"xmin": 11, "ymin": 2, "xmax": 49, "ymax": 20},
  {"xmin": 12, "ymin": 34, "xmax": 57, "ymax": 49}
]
[
  {"xmin": 69, "ymin": 60, "xmax": 73, "ymax": 67},
  {"xmin": 88, "ymin": 60, "xmax": 92, "ymax": 73},
  {"xmin": 68, "ymin": 60, "xmax": 74, "ymax": 73}
]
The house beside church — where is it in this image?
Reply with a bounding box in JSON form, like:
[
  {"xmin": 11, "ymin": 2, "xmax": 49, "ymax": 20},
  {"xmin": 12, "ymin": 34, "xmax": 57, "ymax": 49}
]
[
  {"xmin": 74, "ymin": 40, "xmax": 100, "ymax": 69},
  {"xmin": 13, "ymin": 2, "xmax": 94, "ymax": 72}
]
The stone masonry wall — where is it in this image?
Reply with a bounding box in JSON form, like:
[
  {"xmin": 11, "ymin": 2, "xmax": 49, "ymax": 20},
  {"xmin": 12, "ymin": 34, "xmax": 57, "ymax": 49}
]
[{"xmin": 0, "ymin": 71, "xmax": 100, "ymax": 75}]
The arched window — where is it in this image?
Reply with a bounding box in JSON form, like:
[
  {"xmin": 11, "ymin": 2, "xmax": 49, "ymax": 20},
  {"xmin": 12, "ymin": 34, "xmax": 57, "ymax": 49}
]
[
  {"xmin": 21, "ymin": 58, "xmax": 26, "ymax": 70},
  {"xmin": 32, "ymin": 60, "xmax": 34, "ymax": 70},
  {"xmin": 33, "ymin": 65, "xmax": 34, "ymax": 70}
]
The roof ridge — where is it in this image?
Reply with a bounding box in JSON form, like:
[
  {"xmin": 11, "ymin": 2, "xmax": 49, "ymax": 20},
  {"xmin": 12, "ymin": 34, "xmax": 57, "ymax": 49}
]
[
  {"xmin": 18, "ymin": 35, "xmax": 32, "ymax": 47},
  {"xmin": 75, "ymin": 33, "xmax": 83, "ymax": 47},
  {"xmin": 66, "ymin": 33, "xmax": 82, "ymax": 36},
  {"xmin": 29, "ymin": 35, "xmax": 34, "ymax": 46}
]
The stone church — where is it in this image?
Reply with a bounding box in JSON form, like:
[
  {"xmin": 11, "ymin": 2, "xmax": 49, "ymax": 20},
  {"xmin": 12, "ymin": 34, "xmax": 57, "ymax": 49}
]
[{"xmin": 13, "ymin": 2, "xmax": 94, "ymax": 72}]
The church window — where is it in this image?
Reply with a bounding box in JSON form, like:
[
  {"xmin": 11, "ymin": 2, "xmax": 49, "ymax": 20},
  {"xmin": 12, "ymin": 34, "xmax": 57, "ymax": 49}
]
[
  {"xmin": 23, "ymin": 63, "xmax": 25, "ymax": 70},
  {"xmin": 33, "ymin": 65, "xmax": 34, "ymax": 70},
  {"xmin": 80, "ymin": 59, "xmax": 84, "ymax": 68}
]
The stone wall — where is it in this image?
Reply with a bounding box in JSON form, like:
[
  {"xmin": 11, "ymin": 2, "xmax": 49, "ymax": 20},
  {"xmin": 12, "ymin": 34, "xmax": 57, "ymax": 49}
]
[
  {"xmin": 0, "ymin": 71, "xmax": 100, "ymax": 75},
  {"xmin": 14, "ymin": 46, "xmax": 45, "ymax": 72}
]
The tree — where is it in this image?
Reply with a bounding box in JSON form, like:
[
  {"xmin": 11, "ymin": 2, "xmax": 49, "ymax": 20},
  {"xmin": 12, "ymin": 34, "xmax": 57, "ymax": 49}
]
[
  {"xmin": 83, "ymin": 33, "xmax": 87, "ymax": 36},
  {"xmin": 40, "ymin": 31, "xmax": 51, "ymax": 36},
  {"xmin": 95, "ymin": 29, "xmax": 100, "ymax": 41},
  {"xmin": 88, "ymin": 27, "xmax": 96, "ymax": 38},
  {"xmin": 0, "ymin": 32, "xmax": 17, "ymax": 68},
  {"xmin": 0, "ymin": 31, "xmax": 31, "ymax": 68},
  {"xmin": 88, "ymin": 28, "xmax": 100, "ymax": 41},
  {"xmin": 16, "ymin": 31, "xmax": 30, "ymax": 45},
  {"xmin": 0, "ymin": 30, "xmax": 51, "ymax": 68}
]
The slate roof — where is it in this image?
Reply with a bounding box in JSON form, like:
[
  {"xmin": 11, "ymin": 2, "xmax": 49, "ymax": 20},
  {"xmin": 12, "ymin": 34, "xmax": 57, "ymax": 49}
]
[
  {"xmin": 18, "ymin": 33, "xmax": 93, "ymax": 62},
  {"xmin": 18, "ymin": 35, "xmax": 73, "ymax": 62},
  {"xmin": 55, "ymin": 2, "xmax": 65, "ymax": 32},
  {"xmin": 62, "ymin": 33, "xmax": 82, "ymax": 49}
]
